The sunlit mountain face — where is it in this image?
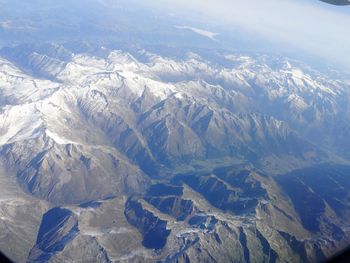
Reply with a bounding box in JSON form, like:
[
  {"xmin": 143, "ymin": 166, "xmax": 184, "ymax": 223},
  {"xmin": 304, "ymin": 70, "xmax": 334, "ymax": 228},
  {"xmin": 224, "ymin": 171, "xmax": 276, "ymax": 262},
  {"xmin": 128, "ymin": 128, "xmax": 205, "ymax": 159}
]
[{"xmin": 0, "ymin": 1, "xmax": 350, "ymax": 262}]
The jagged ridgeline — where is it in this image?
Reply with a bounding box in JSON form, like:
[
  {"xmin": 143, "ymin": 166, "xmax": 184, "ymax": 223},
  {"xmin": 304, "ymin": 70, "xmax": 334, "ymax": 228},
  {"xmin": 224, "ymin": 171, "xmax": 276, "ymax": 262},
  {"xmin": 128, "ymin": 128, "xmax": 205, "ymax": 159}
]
[{"xmin": 0, "ymin": 42, "xmax": 350, "ymax": 263}]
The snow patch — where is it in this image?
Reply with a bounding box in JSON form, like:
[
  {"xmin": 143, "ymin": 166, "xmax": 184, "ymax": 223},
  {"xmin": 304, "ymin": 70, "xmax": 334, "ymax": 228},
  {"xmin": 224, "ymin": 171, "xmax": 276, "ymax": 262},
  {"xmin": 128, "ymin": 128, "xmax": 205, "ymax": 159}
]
[{"xmin": 45, "ymin": 129, "xmax": 74, "ymax": 145}]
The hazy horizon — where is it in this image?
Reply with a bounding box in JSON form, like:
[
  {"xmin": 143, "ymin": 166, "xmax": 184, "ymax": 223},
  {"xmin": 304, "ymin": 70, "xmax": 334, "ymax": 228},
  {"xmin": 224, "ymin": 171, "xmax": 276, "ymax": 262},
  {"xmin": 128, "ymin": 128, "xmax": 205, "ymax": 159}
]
[
  {"xmin": 1, "ymin": 0, "xmax": 349, "ymax": 69},
  {"xmin": 140, "ymin": 0, "xmax": 350, "ymax": 69}
]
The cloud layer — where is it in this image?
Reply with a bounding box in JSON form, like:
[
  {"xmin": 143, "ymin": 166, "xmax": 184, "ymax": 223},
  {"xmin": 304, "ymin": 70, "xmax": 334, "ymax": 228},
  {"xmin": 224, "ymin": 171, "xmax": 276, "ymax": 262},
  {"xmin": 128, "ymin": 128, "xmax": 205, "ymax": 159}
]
[{"xmin": 150, "ymin": 0, "xmax": 350, "ymax": 68}]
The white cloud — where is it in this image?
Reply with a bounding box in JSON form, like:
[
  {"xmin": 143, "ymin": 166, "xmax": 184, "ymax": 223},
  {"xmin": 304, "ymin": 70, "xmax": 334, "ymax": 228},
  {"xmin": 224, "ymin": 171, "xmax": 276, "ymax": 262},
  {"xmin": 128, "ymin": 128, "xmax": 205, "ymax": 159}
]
[{"xmin": 148, "ymin": 0, "xmax": 350, "ymax": 68}]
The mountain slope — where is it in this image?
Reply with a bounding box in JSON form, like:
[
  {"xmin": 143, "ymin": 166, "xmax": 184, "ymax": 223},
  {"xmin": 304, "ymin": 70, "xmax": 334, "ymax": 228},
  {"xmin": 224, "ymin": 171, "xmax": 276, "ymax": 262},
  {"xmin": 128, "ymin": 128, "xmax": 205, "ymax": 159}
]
[{"xmin": 0, "ymin": 46, "xmax": 350, "ymax": 262}]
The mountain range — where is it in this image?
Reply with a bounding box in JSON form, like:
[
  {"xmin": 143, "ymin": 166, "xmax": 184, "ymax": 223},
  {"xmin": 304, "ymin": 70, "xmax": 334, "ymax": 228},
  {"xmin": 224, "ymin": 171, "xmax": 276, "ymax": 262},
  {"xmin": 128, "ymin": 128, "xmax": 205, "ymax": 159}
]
[{"xmin": 0, "ymin": 43, "xmax": 349, "ymax": 262}]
